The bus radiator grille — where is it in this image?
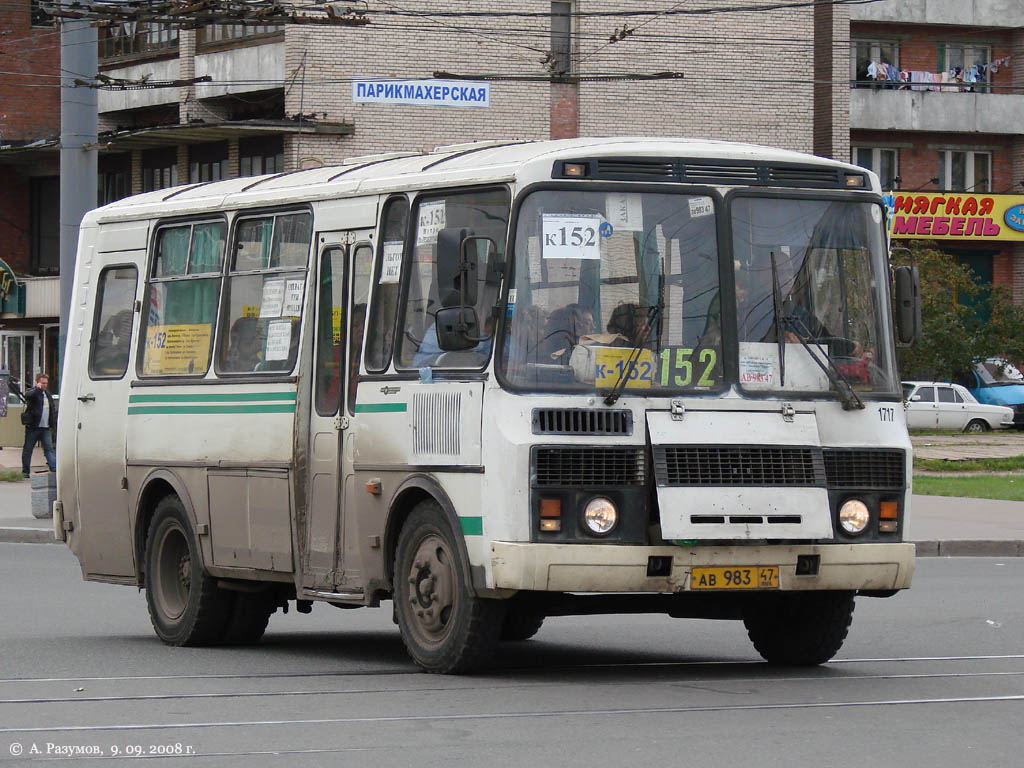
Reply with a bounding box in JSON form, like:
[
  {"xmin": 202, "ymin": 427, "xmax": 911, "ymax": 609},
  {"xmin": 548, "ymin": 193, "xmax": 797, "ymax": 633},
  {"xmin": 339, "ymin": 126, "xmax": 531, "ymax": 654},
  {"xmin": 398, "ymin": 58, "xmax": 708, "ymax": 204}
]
[
  {"xmin": 652, "ymin": 446, "xmax": 825, "ymax": 487},
  {"xmin": 533, "ymin": 446, "xmax": 646, "ymax": 487},
  {"xmin": 532, "ymin": 408, "xmax": 633, "ymax": 436},
  {"xmin": 821, "ymin": 448, "xmax": 906, "ymax": 489}
]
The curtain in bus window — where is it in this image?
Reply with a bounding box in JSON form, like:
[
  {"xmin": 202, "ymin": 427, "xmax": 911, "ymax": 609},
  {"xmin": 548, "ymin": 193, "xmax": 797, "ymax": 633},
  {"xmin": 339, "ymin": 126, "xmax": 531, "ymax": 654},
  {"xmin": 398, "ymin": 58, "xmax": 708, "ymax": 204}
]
[
  {"xmin": 155, "ymin": 226, "xmax": 190, "ymax": 276},
  {"xmin": 236, "ymin": 218, "xmax": 273, "ymax": 270},
  {"xmin": 189, "ymin": 222, "xmax": 225, "ymax": 273},
  {"xmin": 271, "ymin": 213, "xmax": 312, "ymax": 268}
]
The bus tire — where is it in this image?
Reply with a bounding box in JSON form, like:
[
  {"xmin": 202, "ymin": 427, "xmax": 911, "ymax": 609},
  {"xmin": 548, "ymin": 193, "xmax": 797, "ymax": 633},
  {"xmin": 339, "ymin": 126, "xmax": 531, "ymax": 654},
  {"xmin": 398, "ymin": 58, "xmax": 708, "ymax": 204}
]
[
  {"xmin": 743, "ymin": 591, "xmax": 855, "ymax": 666},
  {"xmin": 221, "ymin": 592, "xmax": 274, "ymax": 645},
  {"xmin": 144, "ymin": 496, "xmax": 230, "ymax": 647},
  {"xmin": 393, "ymin": 500, "xmax": 505, "ymax": 673},
  {"xmin": 501, "ymin": 609, "xmax": 545, "ymax": 642}
]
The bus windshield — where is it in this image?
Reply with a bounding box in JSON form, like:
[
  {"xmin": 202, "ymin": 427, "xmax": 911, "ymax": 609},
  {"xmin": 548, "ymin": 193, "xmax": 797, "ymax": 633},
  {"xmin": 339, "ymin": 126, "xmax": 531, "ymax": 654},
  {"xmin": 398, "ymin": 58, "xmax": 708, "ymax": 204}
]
[
  {"xmin": 732, "ymin": 197, "xmax": 897, "ymax": 396},
  {"xmin": 500, "ymin": 189, "xmax": 723, "ymax": 393}
]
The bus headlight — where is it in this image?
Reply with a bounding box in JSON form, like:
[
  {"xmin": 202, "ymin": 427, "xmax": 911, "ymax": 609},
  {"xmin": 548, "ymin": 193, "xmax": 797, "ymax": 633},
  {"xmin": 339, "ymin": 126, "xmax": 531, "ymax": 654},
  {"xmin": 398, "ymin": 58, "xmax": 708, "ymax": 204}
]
[
  {"xmin": 583, "ymin": 497, "xmax": 618, "ymax": 536},
  {"xmin": 839, "ymin": 499, "xmax": 870, "ymax": 535}
]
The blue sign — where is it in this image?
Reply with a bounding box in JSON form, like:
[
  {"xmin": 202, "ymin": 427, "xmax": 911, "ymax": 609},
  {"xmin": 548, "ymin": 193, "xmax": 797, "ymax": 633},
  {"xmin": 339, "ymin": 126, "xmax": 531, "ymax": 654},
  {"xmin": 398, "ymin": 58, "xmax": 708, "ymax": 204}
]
[
  {"xmin": 352, "ymin": 79, "xmax": 490, "ymax": 108},
  {"xmin": 599, "ymin": 221, "xmax": 614, "ymax": 238},
  {"xmin": 1005, "ymin": 204, "xmax": 1024, "ymax": 233}
]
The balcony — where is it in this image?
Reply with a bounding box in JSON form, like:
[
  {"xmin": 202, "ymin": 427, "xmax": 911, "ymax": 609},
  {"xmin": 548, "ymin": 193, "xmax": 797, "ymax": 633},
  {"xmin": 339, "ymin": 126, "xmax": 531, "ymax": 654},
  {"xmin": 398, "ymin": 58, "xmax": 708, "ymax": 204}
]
[
  {"xmin": 851, "ymin": 0, "xmax": 1024, "ymax": 28},
  {"xmin": 850, "ymin": 88, "xmax": 1024, "ymax": 135}
]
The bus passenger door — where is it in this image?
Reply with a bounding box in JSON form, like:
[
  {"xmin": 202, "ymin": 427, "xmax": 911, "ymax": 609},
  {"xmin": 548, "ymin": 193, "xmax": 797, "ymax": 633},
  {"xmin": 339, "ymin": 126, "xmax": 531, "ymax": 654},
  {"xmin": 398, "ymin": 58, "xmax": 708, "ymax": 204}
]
[
  {"xmin": 73, "ymin": 257, "xmax": 141, "ymax": 578},
  {"xmin": 303, "ymin": 233, "xmax": 372, "ymax": 592}
]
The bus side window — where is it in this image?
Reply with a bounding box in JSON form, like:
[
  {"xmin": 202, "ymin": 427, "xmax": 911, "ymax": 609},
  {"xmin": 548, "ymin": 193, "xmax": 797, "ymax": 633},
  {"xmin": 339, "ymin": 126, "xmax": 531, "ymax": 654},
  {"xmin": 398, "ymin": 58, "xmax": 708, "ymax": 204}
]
[
  {"xmin": 365, "ymin": 197, "xmax": 408, "ymax": 372},
  {"xmin": 348, "ymin": 245, "xmax": 373, "ymax": 415},
  {"xmin": 90, "ymin": 265, "xmax": 138, "ymax": 379},
  {"xmin": 217, "ymin": 212, "xmax": 312, "ymax": 375},
  {"xmin": 397, "ymin": 187, "xmax": 509, "ymax": 369},
  {"xmin": 140, "ymin": 221, "xmax": 225, "ymax": 377}
]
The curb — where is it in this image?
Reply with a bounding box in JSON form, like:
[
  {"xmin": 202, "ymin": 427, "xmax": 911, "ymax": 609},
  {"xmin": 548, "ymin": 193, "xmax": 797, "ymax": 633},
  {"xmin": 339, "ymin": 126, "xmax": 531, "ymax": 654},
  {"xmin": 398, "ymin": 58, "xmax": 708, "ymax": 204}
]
[
  {"xmin": 915, "ymin": 540, "xmax": 1023, "ymax": 557},
  {"xmin": 0, "ymin": 527, "xmax": 58, "ymax": 544},
  {"xmin": 1, "ymin": 528, "xmax": 1021, "ymax": 556}
]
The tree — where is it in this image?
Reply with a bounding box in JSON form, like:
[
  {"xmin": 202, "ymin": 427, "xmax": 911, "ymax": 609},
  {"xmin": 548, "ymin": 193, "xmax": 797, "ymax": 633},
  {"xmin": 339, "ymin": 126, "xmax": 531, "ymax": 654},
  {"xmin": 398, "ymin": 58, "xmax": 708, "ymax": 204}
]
[{"xmin": 892, "ymin": 241, "xmax": 1024, "ymax": 381}]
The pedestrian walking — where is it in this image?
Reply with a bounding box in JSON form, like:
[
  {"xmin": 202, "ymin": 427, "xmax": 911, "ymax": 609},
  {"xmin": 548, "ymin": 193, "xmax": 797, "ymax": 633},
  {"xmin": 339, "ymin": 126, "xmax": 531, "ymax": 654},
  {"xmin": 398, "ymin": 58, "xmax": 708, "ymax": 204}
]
[{"xmin": 21, "ymin": 373, "xmax": 56, "ymax": 478}]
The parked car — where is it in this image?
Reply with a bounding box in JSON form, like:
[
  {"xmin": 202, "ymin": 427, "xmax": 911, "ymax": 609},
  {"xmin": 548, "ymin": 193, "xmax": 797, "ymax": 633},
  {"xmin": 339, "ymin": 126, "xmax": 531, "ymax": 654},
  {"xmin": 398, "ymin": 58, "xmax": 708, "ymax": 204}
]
[
  {"xmin": 902, "ymin": 381, "xmax": 1015, "ymax": 432},
  {"xmin": 954, "ymin": 357, "xmax": 1024, "ymax": 429}
]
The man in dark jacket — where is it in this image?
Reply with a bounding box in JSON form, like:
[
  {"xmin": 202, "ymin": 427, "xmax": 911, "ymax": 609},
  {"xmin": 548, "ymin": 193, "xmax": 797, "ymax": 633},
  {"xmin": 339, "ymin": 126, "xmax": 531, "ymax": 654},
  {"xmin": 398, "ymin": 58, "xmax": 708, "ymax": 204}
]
[{"xmin": 22, "ymin": 373, "xmax": 56, "ymax": 477}]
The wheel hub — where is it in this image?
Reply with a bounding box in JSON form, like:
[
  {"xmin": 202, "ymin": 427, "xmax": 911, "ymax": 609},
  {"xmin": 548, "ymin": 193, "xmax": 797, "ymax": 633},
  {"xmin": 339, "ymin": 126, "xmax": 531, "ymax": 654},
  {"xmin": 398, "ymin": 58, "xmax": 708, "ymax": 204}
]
[{"xmin": 406, "ymin": 536, "xmax": 455, "ymax": 640}]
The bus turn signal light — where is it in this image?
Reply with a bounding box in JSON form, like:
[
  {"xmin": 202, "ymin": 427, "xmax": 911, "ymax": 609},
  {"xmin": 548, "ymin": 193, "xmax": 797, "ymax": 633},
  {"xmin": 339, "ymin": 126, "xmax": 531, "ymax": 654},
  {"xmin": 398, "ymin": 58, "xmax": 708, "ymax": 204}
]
[
  {"xmin": 540, "ymin": 499, "xmax": 562, "ymax": 532},
  {"xmin": 879, "ymin": 501, "xmax": 898, "ymax": 533}
]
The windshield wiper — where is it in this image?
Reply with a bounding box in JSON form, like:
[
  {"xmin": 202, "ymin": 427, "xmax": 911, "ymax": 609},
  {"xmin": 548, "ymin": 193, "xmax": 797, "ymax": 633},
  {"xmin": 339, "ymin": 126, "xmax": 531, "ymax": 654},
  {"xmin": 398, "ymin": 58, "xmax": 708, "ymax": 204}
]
[
  {"xmin": 604, "ymin": 301, "xmax": 662, "ymax": 406},
  {"xmin": 783, "ymin": 316, "xmax": 865, "ymax": 411},
  {"xmin": 769, "ymin": 251, "xmax": 786, "ymax": 387}
]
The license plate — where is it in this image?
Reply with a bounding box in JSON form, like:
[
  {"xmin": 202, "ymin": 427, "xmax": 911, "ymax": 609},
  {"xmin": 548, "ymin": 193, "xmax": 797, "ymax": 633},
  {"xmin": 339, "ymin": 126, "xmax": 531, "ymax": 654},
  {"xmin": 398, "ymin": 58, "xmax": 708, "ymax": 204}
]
[{"xmin": 690, "ymin": 566, "xmax": 780, "ymax": 590}]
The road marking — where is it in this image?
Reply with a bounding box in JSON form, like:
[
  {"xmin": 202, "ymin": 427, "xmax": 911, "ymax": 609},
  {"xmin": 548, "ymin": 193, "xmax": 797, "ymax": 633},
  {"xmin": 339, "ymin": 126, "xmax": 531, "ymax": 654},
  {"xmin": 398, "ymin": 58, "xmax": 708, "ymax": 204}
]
[{"xmin": 3, "ymin": 694, "xmax": 1024, "ymax": 734}]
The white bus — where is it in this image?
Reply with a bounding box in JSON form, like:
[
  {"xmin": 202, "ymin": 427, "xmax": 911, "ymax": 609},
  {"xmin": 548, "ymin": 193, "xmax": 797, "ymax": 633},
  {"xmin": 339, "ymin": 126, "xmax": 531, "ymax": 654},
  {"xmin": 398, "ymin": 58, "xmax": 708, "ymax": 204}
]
[{"xmin": 56, "ymin": 138, "xmax": 920, "ymax": 673}]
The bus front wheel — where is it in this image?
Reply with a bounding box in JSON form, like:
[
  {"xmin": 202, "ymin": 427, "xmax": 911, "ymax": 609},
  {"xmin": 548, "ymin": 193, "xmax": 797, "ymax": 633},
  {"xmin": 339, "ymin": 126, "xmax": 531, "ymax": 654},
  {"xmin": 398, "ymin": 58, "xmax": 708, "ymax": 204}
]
[
  {"xmin": 144, "ymin": 495, "xmax": 230, "ymax": 646},
  {"xmin": 393, "ymin": 500, "xmax": 505, "ymax": 673},
  {"xmin": 743, "ymin": 591, "xmax": 855, "ymax": 666}
]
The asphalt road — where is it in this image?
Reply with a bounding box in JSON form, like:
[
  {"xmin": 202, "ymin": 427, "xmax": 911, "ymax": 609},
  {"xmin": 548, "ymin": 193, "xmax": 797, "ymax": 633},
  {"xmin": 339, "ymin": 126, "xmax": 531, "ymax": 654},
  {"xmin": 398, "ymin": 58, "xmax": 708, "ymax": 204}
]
[{"xmin": 1, "ymin": 544, "xmax": 1022, "ymax": 767}]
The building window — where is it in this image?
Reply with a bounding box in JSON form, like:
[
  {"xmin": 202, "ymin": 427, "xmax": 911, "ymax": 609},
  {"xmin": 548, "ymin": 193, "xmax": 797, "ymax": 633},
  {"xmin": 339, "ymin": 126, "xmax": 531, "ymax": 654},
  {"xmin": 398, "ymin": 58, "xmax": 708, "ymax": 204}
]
[
  {"xmin": 938, "ymin": 150, "xmax": 990, "ymax": 192},
  {"xmin": 239, "ymin": 136, "xmax": 284, "ymax": 177},
  {"xmin": 550, "ymin": 2, "xmax": 573, "ymax": 76},
  {"xmin": 30, "ymin": 0, "xmax": 53, "ymax": 27},
  {"xmin": 100, "ymin": 22, "xmax": 178, "ymax": 59},
  {"xmin": 142, "ymin": 148, "xmax": 178, "ymax": 192},
  {"xmin": 852, "ymin": 147, "xmax": 898, "ymax": 189},
  {"xmin": 99, "ymin": 153, "xmax": 131, "ymax": 205},
  {"xmin": 940, "ymin": 43, "xmax": 991, "ymax": 92},
  {"xmin": 196, "ymin": 24, "xmax": 282, "ymax": 45},
  {"xmin": 30, "ymin": 177, "xmax": 60, "ymax": 276},
  {"xmin": 851, "ymin": 39, "xmax": 899, "ymax": 88},
  {"xmin": 189, "ymin": 141, "xmax": 228, "ymax": 183}
]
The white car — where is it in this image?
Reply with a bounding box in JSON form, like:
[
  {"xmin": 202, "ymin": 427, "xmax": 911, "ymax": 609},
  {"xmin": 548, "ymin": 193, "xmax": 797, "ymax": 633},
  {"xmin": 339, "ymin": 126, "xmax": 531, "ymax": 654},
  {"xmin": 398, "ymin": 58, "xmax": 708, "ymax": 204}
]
[{"xmin": 902, "ymin": 381, "xmax": 1015, "ymax": 432}]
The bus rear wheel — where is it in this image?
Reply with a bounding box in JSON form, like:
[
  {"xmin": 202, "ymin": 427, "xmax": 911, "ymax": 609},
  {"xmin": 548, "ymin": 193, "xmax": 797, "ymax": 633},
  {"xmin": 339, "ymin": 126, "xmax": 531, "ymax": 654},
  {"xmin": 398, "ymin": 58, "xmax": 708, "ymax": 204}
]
[
  {"xmin": 144, "ymin": 496, "xmax": 230, "ymax": 647},
  {"xmin": 393, "ymin": 500, "xmax": 505, "ymax": 673},
  {"xmin": 743, "ymin": 591, "xmax": 855, "ymax": 666}
]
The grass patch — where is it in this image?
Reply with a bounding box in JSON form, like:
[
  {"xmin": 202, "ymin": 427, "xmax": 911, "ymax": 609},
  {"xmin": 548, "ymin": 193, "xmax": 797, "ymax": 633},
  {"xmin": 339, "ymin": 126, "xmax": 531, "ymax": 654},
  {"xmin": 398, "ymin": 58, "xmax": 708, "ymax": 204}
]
[
  {"xmin": 913, "ymin": 474, "xmax": 1024, "ymax": 501},
  {"xmin": 0, "ymin": 470, "xmax": 25, "ymax": 482},
  {"xmin": 914, "ymin": 456, "xmax": 1024, "ymax": 473}
]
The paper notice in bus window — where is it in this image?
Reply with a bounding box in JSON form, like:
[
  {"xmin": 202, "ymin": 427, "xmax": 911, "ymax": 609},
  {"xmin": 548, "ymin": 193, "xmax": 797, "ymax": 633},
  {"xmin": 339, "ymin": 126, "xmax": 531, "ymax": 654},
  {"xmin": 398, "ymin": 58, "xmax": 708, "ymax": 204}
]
[
  {"xmin": 527, "ymin": 237, "xmax": 543, "ymax": 283},
  {"xmin": 593, "ymin": 347, "xmax": 655, "ymax": 389},
  {"xmin": 605, "ymin": 193, "xmax": 643, "ymax": 231},
  {"xmin": 542, "ymin": 215, "xmax": 601, "ymax": 259},
  {"xmin": 739, "ymin": 348, "xmax": 776, "ymax": 388},
  {"xmin": 689, "ymin": 197, "xmax": 713, "ymax": 218},
  {"xmin": 417, "ymin": 200, "xmax": 446, "ymax": 245},
  {"xmin": 282, "ymin": 279, "xmax": 304, "ymax": 318},
  {"xmin": 264, "ymin": 320, "xmax": 292, "ymax": 361},
  {"xmin": 142, "ymin": 323, "xmax": 212, "ymax": 376},
  {"xmin": 331, "ymin": 306, "xmax": 342, "ymax": 345},
  {"xmin": 260, "ymin": 279, "xmax": 285, "ymax": 318},
  {"xmin": 380, "ymin": 241, "xmax": 403, "ymax": 283}
]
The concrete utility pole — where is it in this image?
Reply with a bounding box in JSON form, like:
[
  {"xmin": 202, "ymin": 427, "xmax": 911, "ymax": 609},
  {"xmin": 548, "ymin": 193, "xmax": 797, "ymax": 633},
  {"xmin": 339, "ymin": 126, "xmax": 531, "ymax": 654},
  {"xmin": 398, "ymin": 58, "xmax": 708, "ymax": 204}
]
[{"xmin": 59, "ymin": 15, "xmax": 98, "ymax": 370}]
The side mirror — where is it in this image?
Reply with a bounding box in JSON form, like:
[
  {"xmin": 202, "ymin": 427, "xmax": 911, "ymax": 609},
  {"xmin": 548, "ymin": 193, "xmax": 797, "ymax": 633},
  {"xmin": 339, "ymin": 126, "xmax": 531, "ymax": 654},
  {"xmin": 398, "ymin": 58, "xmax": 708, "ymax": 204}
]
[
  {"xmin": 435, "ymin": 306, "xmax": 482, "ymax": 352},
  {"xmin": 436, "ymin": 229, "xmax": 496, "ymax": 309},
  {"xmin": 909, "ymin": 394, "xmax": 921, "ymax": 402},
  {"xmin": 893, "ymin": 264, "xmax": 922, "ymax": 345}
]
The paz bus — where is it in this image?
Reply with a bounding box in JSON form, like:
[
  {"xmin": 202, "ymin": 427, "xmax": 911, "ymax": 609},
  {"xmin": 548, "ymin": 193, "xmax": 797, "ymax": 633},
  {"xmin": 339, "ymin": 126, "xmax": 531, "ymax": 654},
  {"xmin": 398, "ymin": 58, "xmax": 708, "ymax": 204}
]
[{"xmin": 56, "ymin": 137, "xmax": 920, "ymax": 673}]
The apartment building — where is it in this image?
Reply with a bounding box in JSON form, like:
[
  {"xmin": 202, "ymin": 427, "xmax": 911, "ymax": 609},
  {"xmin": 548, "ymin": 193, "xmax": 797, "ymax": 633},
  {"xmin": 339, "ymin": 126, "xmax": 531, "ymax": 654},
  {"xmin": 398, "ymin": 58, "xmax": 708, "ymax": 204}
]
[{"xmin": 848, "ymin": 1, "xmax": 1024, "ymax": 299}]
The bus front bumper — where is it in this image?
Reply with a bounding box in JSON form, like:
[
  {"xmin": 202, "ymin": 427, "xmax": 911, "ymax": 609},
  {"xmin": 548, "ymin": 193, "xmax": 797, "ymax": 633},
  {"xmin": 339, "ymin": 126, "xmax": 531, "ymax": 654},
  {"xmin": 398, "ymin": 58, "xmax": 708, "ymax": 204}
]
[{"xmin": 489, "ymin": 542, "xmax": 915, "ymax": 593}]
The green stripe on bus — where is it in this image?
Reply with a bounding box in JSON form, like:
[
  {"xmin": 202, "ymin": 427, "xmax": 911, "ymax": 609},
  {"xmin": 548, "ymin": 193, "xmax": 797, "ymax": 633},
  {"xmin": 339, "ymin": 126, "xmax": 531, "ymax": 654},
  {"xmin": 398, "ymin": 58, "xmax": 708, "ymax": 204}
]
[
  {"xmin": 354, "ymin": 402, "xmax": 408, "ymax": 413},
  {"xmin": 459, "ymin": 516, "xmax": 483, "ymax": 536},
  {"xmin": 128, "ymin": 392, "xmax": 297, "ymax": 403},
  {"xmin": 127, "ymin": 404, "xmax": 296, "ymax": 415}
]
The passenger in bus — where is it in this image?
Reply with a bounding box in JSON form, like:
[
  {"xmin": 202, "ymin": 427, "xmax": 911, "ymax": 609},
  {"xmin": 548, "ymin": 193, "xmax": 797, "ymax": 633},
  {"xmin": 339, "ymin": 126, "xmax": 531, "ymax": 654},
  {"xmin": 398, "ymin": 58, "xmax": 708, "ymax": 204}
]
[
  {"xmin": 538, "ymin": 303, "xmax": 594, "ymax": 364},
  {"xmin": 224, "ymin": 317, "xmax": 265, "ymax": 372}
]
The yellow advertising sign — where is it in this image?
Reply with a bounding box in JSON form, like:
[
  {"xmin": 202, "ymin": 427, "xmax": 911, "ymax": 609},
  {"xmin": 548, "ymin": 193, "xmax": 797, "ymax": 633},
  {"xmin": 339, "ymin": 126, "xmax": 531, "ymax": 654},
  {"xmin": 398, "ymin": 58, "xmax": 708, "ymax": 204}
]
[
  {"xmin": 143, "ymin": 323, "xmax": 212, "ymax": 376},
  {"xmin": 888, "ymin": 193, "xmax": 1024, "ymax": 242},
  {"xmin": 594, "ymin": 347, "xmax": 655, "ymax": 389},
  {"xmin": 332, "ymin": 307, "xmax": 342, "ymax": 345}
]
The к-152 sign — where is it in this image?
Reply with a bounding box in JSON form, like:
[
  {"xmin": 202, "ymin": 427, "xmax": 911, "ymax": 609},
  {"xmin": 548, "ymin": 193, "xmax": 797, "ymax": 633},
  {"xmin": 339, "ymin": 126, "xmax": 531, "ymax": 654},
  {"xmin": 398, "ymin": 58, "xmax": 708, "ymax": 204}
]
[{"xmin": 887, "ymin": 193, "xmax": 1024, "ymax": 242}]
